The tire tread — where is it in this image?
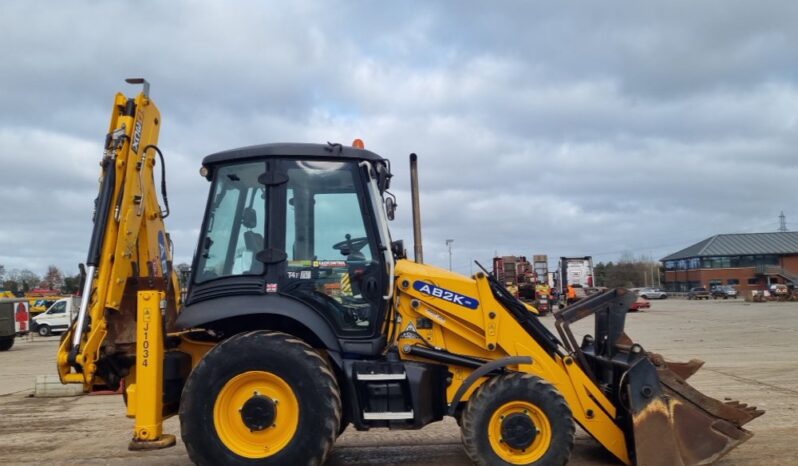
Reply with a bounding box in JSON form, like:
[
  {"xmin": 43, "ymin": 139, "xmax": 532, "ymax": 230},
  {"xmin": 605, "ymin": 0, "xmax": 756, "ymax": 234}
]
[
  {"xmin": 460, "ymin": 373, "xmax": 575, "ymax": 466},
  {"xmin": 180, "ymin": 331, "xmax": 341, "ymax": 466}
]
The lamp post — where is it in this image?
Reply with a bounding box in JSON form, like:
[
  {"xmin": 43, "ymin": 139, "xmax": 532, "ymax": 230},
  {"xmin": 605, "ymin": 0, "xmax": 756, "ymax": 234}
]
[{"xmin": 446, "ymin": 239, "xmax": 454, "ymax": 271}]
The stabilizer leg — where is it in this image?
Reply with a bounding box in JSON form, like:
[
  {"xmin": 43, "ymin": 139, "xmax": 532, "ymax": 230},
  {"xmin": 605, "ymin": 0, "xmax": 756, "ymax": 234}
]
[{"xmin": 128, "ymin": 290, "xmax": 176, "ymax": 450}]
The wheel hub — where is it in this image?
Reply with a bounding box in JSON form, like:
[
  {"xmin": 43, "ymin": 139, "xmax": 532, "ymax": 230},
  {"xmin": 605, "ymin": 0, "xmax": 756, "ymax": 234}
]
[
  {"xmin": 501, "ymin": 412, "xmax": 537, "ymax": 450},
  {"xmin": 240, "ymin": 394, "xmax": 276, "ymax": 431}
]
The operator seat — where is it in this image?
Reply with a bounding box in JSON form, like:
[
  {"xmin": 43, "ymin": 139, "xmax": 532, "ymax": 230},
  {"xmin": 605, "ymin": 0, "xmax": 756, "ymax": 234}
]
[{"xmin": 241, "ymin": 207, "xmax": 263, "ymax": 273}]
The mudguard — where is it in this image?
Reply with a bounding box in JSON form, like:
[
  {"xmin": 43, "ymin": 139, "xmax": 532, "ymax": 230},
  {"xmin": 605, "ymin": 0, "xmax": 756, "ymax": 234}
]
[{"xmin": 176, "ymin": 294, "xmax": 342, "ymax": 353}]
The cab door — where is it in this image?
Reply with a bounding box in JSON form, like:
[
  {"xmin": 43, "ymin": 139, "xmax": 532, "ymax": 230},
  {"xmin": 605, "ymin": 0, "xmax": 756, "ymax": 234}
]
[{"xmin": 276, "ymin": 159, "xmax": 388, "ymax": 339}]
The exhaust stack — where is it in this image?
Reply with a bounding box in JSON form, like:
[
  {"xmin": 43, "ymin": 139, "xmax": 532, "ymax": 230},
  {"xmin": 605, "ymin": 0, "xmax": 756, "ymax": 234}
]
[{"xmin": 409, "ymin": 153, "xmax": 423, "ymax": 263}]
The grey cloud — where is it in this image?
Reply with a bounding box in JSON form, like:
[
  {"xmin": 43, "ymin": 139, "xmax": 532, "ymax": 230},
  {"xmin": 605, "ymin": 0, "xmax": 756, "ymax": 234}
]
[{"xmin": 1, "ymin": 0, "xmax": 796, "ymax": 276}]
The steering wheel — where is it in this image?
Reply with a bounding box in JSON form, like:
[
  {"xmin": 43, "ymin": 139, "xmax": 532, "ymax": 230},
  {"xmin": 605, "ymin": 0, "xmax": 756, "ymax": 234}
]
[
  {"xmin": 332, "ymin": 234, "xmax": 369, "ymax": 257},
  {"xmin": 312, "ymin": 290, "xmax": 359, "ymax": 325}
]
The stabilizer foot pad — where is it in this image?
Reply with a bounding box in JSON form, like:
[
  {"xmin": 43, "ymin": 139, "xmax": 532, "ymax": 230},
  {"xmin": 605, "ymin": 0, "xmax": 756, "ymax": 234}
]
[{"xmin": 129, "ymin": 434, "xmax": 177, "ymax": 451}]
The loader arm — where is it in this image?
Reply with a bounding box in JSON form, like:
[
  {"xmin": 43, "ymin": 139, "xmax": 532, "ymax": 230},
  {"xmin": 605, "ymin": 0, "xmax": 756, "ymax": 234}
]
[
  {"xmin": 392, "ymin": 259, "xmax": 762, "ymax": 465},
  {"xmin": 394, "ymin": 260, "xmax": 632, "ymax": 463},
  {"xmin": 57, "ymin": 80, "xmax": 181, "ymax": 393}
]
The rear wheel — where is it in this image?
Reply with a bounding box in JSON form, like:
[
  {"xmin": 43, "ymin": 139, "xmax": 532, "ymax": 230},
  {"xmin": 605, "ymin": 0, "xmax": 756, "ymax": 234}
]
[
  {"xmin": 461, "ymin": 373, "xmax": 574, "ymax": 466},
  {"xmin": 0, "ymin": 336, "xmax": 14, "ymax": 351},
  {"xmin": 180, "ymin": 331, "xmax": 341, "ymax": 466},
  {"xmin": 38, "ymin": 325, "xmax": 51, "ymax": 337}
]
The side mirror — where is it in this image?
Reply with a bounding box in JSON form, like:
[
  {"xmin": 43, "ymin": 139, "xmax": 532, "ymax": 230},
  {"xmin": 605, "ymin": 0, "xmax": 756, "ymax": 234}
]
[
  {"xmin": 376, "ymin": 163, "xmax": 392, "ymax": 191},
  {"xmin": 385, "ymin": 196, "xmax": 396, "ymax": 221}
]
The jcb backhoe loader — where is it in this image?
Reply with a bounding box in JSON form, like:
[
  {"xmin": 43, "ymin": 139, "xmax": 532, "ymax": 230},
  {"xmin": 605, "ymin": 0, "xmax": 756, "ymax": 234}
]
[{"xmin": 57, "ymin": 80, "xmax": 762, "ymax": 466}]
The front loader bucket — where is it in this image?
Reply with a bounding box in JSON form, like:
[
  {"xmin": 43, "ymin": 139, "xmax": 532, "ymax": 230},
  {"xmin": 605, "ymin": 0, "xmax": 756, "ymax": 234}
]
[
  {"xmin": 625, "ymin": 355, "xmax": 763, "ymax": 466},
  {"xmin": 554, "ymin": 289, "xmax": 763, "ymax": 466}
]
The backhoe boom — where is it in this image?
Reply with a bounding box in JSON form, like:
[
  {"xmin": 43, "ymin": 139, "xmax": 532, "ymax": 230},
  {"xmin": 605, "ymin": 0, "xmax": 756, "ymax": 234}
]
[{"xmin": 58, "ymin": 80, "xmax": 180, "ymax": 396}]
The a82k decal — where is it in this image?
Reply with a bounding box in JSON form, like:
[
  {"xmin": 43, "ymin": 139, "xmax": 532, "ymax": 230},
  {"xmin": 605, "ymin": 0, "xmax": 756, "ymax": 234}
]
[{"xmin": 413, "ymin": 281, "xmax": 479, "ymax": 309}]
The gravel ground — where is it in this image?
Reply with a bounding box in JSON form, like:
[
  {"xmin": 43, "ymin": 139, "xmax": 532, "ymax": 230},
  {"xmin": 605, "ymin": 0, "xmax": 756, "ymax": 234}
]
[{"xmin": 0, "ymin": 298, "xmax": 795, "ymax": 465}]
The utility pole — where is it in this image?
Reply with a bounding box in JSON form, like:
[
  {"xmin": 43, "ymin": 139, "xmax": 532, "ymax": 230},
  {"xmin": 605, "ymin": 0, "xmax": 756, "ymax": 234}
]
[
  {"xmin": 446, "ymin": 239, "xmax": 454, "ymax": 271},
  {"xmin": 779, "ymin": 211, "xmax": 788, "ymax": 232}
]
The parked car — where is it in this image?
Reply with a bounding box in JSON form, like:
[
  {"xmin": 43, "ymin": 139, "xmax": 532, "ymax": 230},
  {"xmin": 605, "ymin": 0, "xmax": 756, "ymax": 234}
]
[
  {"xmin": 31, "ymin": 297, "xmax": 79, "ymax": 337},
  {"xmin": 711, "ymin": 285, "xmax": 738, "ymax": 299},
  {"xmin": 769, "ymin": 284, "xmax": 790, "ymax": 301},
  {"xmin": 687, "ymin": 287, "xmax": 711, "ymax": 300},
  {"xmin": 638, "ymin": 288, "xmax": 668, "ymax": 299}
]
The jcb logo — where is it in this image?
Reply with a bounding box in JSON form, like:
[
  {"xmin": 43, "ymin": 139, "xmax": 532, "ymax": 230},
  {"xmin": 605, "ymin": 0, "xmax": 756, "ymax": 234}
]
[{"xmin": 131, "ymin": 117, "xmax": 143, "ymax": 153}]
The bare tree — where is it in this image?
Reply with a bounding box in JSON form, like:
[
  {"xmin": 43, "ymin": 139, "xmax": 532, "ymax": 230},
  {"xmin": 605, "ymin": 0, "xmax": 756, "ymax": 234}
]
[
  {"xmin": 42, "ymin": 265, "xmax": 65, "ymax": 290},
  {"xmin": 6, "ymin": 269, "xmax": 41, "ymax": 293}
]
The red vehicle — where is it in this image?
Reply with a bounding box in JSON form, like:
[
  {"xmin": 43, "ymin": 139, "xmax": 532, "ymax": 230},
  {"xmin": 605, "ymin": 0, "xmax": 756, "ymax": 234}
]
[{"xmin": 630, "ymin": 298, "xmax": 651, "ymax": 312}]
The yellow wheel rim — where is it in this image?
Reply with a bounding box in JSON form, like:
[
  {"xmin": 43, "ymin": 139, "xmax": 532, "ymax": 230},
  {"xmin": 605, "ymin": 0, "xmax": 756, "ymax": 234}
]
[
  {"xmin": 213, "ymin": 371, "xmax": 300, "ymax": 459},
  {"xmin": 488, "ymin": 401, "xmax": 552, "ymax": 464}
]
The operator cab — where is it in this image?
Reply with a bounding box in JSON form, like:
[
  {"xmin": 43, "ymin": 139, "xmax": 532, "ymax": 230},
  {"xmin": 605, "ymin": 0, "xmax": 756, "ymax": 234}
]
[{"xmin": 181, "ymin": 143, "xmax": 395, "ymax": 343}]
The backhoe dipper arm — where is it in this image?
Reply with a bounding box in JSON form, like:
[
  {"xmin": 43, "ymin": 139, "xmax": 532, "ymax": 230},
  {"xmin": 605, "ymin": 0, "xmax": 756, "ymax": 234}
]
[{"xmin": 57, "ymin": 79, "xmax": 180, "ymax": 389}]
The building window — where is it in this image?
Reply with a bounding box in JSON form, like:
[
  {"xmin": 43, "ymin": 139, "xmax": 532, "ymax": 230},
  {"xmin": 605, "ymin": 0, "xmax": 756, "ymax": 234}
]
[
  {"xmin": 738, "ymin": 256, "xmax": 755, "ymax": 267},
  {"xmin": 702, "ymin": 256, "xmax": 732, "ymax": 268},
  {"xmin": 708, "ymin": 279, "xmax": 722, "ymax": 288},
  {"xmin": 727, "ymin": 279, "xmax": 740, "ymax": 285},
  {"xmin": 747, "ymin": 278, "xmax": 759, "ymax": 285}
]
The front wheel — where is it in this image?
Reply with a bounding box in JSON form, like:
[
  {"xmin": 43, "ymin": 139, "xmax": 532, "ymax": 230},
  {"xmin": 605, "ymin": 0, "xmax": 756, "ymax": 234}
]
[
  {"xmin": 180, "ymin": 331, "xmax": 341, "ymax": 466},
  {"xmin": 461, "ymin": 373, "xmax": 575, "ymax": 466}
]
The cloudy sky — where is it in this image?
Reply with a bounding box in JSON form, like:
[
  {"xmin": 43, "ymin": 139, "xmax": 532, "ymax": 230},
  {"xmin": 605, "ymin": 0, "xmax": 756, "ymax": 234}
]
[{"xmin": 1, "ymin": 1, "xmax": 797, "ymax": 278}]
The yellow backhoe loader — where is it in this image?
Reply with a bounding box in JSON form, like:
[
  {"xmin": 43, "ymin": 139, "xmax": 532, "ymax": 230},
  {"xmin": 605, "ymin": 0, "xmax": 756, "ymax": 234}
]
[{"xmin": 57, "ymin": 80, "xmax": 762, "ymax": 466}]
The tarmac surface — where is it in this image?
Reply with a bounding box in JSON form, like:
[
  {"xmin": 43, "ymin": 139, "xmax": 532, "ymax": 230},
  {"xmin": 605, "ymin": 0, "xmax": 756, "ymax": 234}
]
[{"xmin": 0, "ymin": 298, "xmax": 796, "ymax": 465}]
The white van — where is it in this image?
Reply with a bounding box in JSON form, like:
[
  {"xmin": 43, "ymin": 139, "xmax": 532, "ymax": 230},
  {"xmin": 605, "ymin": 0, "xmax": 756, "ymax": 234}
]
[{"xmin": 31, "ymin": 297, "xmax": 79, "ymax": 337}]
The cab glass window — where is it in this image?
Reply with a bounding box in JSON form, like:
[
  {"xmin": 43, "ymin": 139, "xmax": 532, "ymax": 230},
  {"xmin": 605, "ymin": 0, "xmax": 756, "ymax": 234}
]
[{"xmin": 196, "ymin": 162, "xmax": 267, "ymax": 282}]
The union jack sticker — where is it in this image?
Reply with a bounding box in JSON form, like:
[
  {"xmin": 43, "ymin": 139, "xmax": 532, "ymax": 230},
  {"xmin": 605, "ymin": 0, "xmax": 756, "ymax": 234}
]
[{"xmin": 265, "ymin": 283, "xmax": 278, "ymax": 293}]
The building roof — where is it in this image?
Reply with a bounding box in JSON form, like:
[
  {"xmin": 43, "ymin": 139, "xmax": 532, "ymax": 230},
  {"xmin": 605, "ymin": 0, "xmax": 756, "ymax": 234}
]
[{"xmin": 662, "ymin": 232, "xmax": 798, "ymax": 261}]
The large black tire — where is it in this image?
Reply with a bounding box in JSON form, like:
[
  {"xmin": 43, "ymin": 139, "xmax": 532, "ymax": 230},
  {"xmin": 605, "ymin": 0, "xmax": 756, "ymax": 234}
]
[
  {"xmin": 461, "ymin": 373, "xmax": 575, "ymax": 466},
  {"xmin": 180, "ymin": 331, "xmax": 341, "ymax": 466},
  {"xmin": 0, "ymin": 336, "xmax": 14, "ymax": 351},
  {"xmin": 38, "ymin": 325, "xmax": 51, "ymax": 337}
]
